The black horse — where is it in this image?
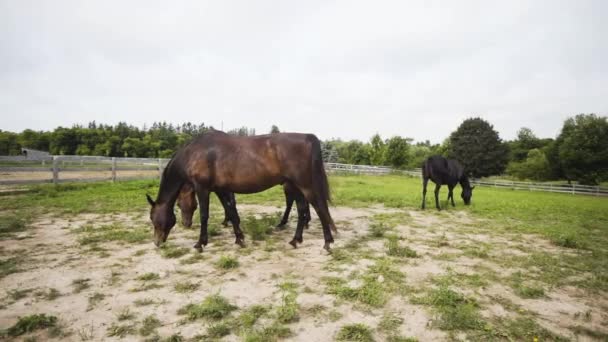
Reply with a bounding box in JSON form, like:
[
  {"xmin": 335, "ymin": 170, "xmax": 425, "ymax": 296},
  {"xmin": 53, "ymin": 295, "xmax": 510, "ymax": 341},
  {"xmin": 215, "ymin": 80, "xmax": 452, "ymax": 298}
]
[{"xmin": 421, "ymin": 156, "xmax": 474, "ymax": 210}]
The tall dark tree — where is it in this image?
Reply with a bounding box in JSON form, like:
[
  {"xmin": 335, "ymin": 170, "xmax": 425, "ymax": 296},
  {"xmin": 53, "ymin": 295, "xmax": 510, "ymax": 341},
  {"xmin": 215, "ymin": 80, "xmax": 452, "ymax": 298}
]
[
  {"xmin": 270, "ymin": 125, "xmax": 280, "ymax": 133},
  {"xmin": 448, "ymin": 117, "xmax": 509, "ymax": 177},
  {"xmin": 556, "ymin": 114, "xmax": 608, "ymax": 185}
]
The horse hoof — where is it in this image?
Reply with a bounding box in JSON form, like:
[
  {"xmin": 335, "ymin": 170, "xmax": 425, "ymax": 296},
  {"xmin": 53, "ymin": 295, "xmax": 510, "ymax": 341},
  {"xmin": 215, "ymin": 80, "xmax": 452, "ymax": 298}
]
[
  {"xmin": 236, "ymin": 239, "xmax": 246, "ymax": 248},
  {"xmin": 289, "ymin": 240, "xmax": 298, "ymax": 248},
  {"xmin": 276, "ymin": 224, "xmax": 286, "ymax": 230},
  {"xmin": 323, "ymin": 243, "xmax": 332, "ymax": 253},
  {"xmin": 193, "ymin": 244, "xmax": 203, "ymax": 253}
]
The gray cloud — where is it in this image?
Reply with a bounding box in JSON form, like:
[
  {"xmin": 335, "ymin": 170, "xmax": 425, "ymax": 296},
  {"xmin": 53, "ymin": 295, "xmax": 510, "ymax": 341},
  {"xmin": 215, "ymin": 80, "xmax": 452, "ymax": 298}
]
[{"xmin": 1, "ymin": 0, "xmax": 606, "ymax": 143}]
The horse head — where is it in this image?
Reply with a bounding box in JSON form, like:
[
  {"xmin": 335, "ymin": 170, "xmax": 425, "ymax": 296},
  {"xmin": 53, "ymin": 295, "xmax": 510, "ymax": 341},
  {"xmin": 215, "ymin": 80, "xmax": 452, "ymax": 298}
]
[
  {"xmin": 146, "ymin": 194, "xmax": 176, "ymax": 246},
  {"xmin": 461, "ymin": 186, "xmax": 475, "ymax": 205}
]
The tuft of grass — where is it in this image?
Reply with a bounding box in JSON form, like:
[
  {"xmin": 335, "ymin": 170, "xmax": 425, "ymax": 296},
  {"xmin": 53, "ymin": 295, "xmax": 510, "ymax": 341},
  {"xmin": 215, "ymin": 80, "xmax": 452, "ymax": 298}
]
[
  {"xmin": 242, "ymin": 213, "xmax": 281, "ymax": 241},
  {"xmin": 0, "ymin": 255, "xmax": 25, "ymax": 279},
  {"xmin": 174, "ymin": 281, "xmax": 200, "ymax": 293},
  {"xmin": 117, "ymin": 307, "xmax": 136, "ymax": 321},
  {"xmin": 237, "ymin": 304, "xmax": 270, "ymax": 328},
  {"xmin": 387, "ymin": 337, "xmax": 418, "ymax": 342},
  {"xmin": 178, "ymin": 294, "xmax": 237, "ymax": 321},
  {"xmin": 551, "ymin": 232, "xmax": 585, "ymax": 249},
  {"xmin": 385, "ymin": 235, "xmax": 418, "ymax": 258},
  {"xmin": 276, "ymin": 292, "xmax": 299, "ymax": 324},
  {"xmin": 216, "ymin": 255, "xmax": 239, "ymax": 269},
  {"xmin": 159, "ymin": 243, "xmax": 190, "ymax": 258},
  {"xmin": 130, "ymin": 282, "xmax": 163, "ymax": 292},
  {"xmin": 107, "ymin": 322, "xmax": 136, "ymax": 338},
  {"xmin": 139, "ymin": 315, "xmax": 161, "ymax": 336},
  {"xmin": 378, "ymin": 312, "xmax": 404, "ymax": 334},
  {"xmin": 87, "ymin": 292, "xmax": 105, "ymax": 311},
  {"xmin": 72, "ymin": 278, "xmax": 91, "ymax": 293},
  {"xmin": 243, "ymin": 322, "xmax": 292, "ymax": 342},
  {"xmin": 324, "ymin": 276, "xmax": 386, "ymax": 307},
  {"xmin": 5, "ymin": 314, "xmax": 58, "ymax": 337},
  {"xmin": 77, "ymin": 223, "xmax": 149, "ymax": 246},
  {"xmin": 7, "ymin": 288, "xmax": 33, "ymax": 301},
  {"xmin": 336, "ymin": 323, "xmax": 375, "ymax": 342},
  {"xmin": 329, "ymin": 310, "xmax": 343, "ymax": 322},
  {"xmin": 179, "ymin": 253, "xmax": 206, "ymax": 265},
  {"xmin": 35, "ymin": 288, "xmax": 62, "ymax": 301},
  {"xmin": 368, "ymin": 222, "xmax": 389, "ymax": 238},
  {"xmin": 137, "ymin": 272, "xmax": 160, "ymax": 281},
  {"xmin": 510, "ymin": 272, "xmax": 545, "ymax": 299},
  {"xmin": 134, "ymin": 298, "xmax": 157, "ymax": 306},
  {"xmin": 207, "ymin": 321, "xmax": 231, "ymax": 338},
  {"xmin": 414, "ymin": 281, "xmax": 483, "ymax": 331},
  {"xmin": 0, "ymin": 215, "xmax": 28, "ymax": 239},
  {"xmin": 162, "ymin": 333, "xmax": 184, "ymax": 342}
]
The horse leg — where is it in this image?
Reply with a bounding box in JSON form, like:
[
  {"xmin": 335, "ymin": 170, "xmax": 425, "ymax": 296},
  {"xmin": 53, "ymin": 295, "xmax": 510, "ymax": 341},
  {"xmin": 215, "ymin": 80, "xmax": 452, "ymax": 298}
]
[
  {"xmin": 289, "ymin": 197, "xmax": 309, "ymax": 248},
  {"xmin": 218, "ymin": 191, "xmax": 245, "ymax": 247},
  {"xmin": 293, "ymin": 188, "xmax": 311, "ymax": 229},
  {"xmin": 194, "ymin": 189, "xmax": 210, "ymax": 252},
  {"xmin": 303, "ymin": 198, "xmax": 311, "ymax": 229},
  {"xmin": 215, "ymin": 192, "xmax": 231, "ymax": 227},
  {"xmin": 277, "ymin": 187, "xmax": 293, "ymax": 229},
  {"xmin": 448, "ymin": 185, "xmax": 455, "ymax": 207},
  {"xmin": 434, "ymin": 183, "xmax": 441, "ymax": 210},
  {"xmin": 298, "ymin": 187, "xmax": 335, "ymax": 251},
  {"xmin": 421, "ymin": 177, "xmax": 429, "ymax": 209}
]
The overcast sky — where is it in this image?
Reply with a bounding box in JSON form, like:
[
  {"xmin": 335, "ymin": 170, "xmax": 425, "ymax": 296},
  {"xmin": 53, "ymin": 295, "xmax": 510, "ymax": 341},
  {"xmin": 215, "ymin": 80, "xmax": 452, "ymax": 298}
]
[{"xmin": 1, "ymin": 1, "xmax": 606, "ymax": 143}]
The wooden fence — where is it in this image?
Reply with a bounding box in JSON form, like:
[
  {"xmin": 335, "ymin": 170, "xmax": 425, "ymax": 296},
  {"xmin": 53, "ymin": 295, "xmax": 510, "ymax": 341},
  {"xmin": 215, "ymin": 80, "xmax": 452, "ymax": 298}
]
[{"xmin": 1, "ymin": 156, "xmax": 606, "ymax": 196}]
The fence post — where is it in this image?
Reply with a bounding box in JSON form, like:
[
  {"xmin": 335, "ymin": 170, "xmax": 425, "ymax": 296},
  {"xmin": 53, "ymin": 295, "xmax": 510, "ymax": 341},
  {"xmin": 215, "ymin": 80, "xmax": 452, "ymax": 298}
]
[
  {"xmin": 158, "ymin": 158, "xmax": 162, "ymax": 179},
  {"xmin": 572, "ymin": 184, "xmax": 575, "ymax": 195},
  {"xmin": 111, "ymin": 157, "xmax": 116, "ymax": 182},
  {"xmin": 52, "ymin": 156, "xmax": 58, "ymax": 184}
]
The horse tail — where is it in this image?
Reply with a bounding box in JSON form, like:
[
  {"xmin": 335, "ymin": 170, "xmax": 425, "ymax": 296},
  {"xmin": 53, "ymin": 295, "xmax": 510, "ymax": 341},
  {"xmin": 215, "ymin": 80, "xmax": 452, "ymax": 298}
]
[{"xmin": 309, "ymin": 135, "xmax": 331, "ymax": 204}]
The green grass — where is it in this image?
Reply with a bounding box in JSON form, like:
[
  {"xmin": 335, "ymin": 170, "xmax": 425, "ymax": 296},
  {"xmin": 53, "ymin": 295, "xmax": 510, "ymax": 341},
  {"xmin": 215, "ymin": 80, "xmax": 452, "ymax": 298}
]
[
  {"xmin": 137, "ymin": 272, "xmax": 160, "ymax": 281},
  {"xmin": 7, "ymin": 288, "xmax": 33, "ymax": 301},
  {"xmin": 174, "ymin": 280, "xmax": 200, "ymax": 293},
  {"xmin": 139, "ymin": 315, "xmax": 161, "ymax": 336},
  {"xmin": 159, "ymin": 243, "xmax": 190, "ymax": 258},
  {"xmin": 0, "ymin": 255, "xmax": 26, "ymax": 279},
  {"xmin": 242, "ymin": 322, "xmax": 292, "ymax": 342},
  {"xmin": 3, "ymin": 314, "xmax": 58, "ymax": 337},
  {"xmin": 207, "ymin": 321, "xmax": 231, "ymax": 338},
  {"xmin": 178, "ymin": 294, "xmax": 237, "ymax": 321},
  {"xmin": 216, "ymin": 255, "xmax": 239, "ymax": 269},
  {"xmin": 242, "ymin": 213, "xmax": 281, "ymax": 241},
  {"xmin": 107, "ymin": 322, "xmax": 136, "ymax": 338},
  {"xmin": 0, "ymin": 214, "xmax": 28, "ymax": 240},
  {"xmin": 378, "ymin": 312, "xmax": 404, "ymax": 334},
  {"xmin": 237, "ymin": 305, "xmax": 270, "ymax": 329},
  {"xmin": 87, "ymin": 292, "xmax": 105, "ymax": 310},
  {"xmin": 134, "ymin": 298, "xmax": 157, "ymax": 306},
  {"xmin": 76, "ymin": 223, "xmax": 149, "ymax": 246},
  {"xmin": 336, "ymin": 323, "xmax": 375, "ymax": 342},
  {"xmin": 276, "ymin": 282, "xmax": 300, "ymax": 324},
  {"xmin": 412, "ymin": 277, "xmax": 484, "ymax": 332},
  {"xmin": 385, "ymin": 235, "xmax": 418, "ymax": 258},
  {"xmin": 117, "ymin": 307, "xmax": 136, "ymax": 321}
]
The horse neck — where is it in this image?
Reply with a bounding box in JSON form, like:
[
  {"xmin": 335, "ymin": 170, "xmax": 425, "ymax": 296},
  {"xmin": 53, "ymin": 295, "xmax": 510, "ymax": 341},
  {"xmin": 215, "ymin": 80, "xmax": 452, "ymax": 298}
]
[
  {"xmin": 459, "ymin": 175, "xmax": 471, "ymax": 189},
  {"xmin": 156, "ymin": 162, "xmax": 183, "ymax": 208}
]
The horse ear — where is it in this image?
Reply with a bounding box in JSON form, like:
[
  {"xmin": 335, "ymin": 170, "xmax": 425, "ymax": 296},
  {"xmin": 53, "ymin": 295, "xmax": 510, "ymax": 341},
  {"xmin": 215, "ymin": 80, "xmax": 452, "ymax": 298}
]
[{"xmin": 146, "ymin": 194, "xmax": 156, "ymax": 207}]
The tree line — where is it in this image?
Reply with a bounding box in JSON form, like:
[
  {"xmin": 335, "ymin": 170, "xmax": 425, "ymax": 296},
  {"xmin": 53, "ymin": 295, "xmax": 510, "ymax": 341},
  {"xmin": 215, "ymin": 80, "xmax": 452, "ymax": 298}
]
[{"xmin": 1, "ymin": 114, "xmax": 606, "ymax": 184}]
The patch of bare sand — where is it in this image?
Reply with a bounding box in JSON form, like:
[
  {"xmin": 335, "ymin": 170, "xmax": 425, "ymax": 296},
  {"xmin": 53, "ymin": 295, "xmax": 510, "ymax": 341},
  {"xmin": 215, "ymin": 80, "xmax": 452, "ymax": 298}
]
[{"xmin": 1, "ymin": 204, "xmax": 605, "ymax": 341}]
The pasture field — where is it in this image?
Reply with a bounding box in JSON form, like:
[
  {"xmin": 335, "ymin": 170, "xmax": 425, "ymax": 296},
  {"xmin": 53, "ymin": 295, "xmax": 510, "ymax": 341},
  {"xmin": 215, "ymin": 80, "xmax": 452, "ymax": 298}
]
[{"xmin": 0, "ymin": 175, "xmax": 607, "ymax": 341}]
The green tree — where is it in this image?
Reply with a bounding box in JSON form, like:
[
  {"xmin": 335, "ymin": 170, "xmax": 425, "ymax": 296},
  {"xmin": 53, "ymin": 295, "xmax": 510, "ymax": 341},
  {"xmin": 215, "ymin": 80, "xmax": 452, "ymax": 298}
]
[
  {"xmin": 448, "ymin": 117, "xmax": 509, "ymax": 177},
  {"xmin": 507, "ymin": 148, "xmax": 551, "ymax": 181},
  {"xmin": 270, "ymin": 125, "xmax": 280, "ymax": 133},
  {"xmin": 385, "ymin": 136, "xmax": 410, "ymax": 168},
  {"xmin": 556, "ymin": 114, "xmax": 608, "ymax": 185},
  {"xmin": 369, "ymin": 134, "xmax": 386, "ymax": 165}
]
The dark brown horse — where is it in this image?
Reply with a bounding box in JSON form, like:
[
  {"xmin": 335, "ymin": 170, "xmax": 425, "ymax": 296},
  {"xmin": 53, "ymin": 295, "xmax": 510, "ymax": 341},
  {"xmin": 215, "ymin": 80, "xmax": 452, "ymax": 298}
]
[
  {"xmin": 177, "ymin": 182, "xmax": 312, "ymax": 230},
  {"xmin": 147, "ymin": 130, "xmax": 336, "ymax": 251},
  {"xmin": 421, "ymin": 155, "xmax": 474, "ymax": 210}
]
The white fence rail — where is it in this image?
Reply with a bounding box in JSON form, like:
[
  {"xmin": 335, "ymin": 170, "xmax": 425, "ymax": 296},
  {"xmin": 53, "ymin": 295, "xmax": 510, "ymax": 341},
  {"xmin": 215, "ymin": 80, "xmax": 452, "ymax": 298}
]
[{"xmin": 1, "ymin": 156, "xmax": 606, "ymax": 196}]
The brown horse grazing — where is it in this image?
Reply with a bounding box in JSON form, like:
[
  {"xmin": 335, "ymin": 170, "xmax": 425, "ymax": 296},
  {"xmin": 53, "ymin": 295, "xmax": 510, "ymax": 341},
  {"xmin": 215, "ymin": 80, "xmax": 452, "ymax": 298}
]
[
  {"xmin": 178, "ymin": 182, "xmax": 312, "ymax": 230},
  {"xmin": 147, "ymin": 130, "xmax": 336, "ymax": 252}
]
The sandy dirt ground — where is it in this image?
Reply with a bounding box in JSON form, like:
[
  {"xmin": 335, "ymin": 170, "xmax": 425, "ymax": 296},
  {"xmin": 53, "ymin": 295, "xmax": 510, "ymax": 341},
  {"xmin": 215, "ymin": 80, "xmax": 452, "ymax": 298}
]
[{"xmin": 1, "ymin": 204, "xmax": 606, "ymax": 341}]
